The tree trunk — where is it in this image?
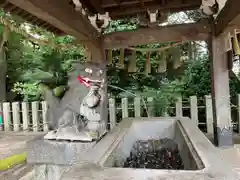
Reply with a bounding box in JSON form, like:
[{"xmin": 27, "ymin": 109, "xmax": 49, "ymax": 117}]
[
  {"xmin": 188, "ymin": 42, "xmax": 193, "ymax": 60},
  {"xmin": 0, "ymin": 47, "xmax": 7, "ymax": 102},
  {"xmin": 0, "ymin": 26, "xmax": 10, "ymax": 102},
  {"xmin": 192, "ymin": 42, "xmax": 197, "ymax": 60}
]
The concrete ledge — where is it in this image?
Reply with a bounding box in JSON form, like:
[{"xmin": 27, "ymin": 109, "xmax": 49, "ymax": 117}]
[{"xmin": 27, "ymin": 135, "xmax": 96, "ymax": 165}]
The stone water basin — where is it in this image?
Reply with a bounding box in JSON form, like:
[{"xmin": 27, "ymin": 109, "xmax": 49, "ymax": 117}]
[
  {"xmin": 62, "ymin": 117, "xmax": 239, "ymax": 179},
  {"xmin": 103, "ymin": 118, "xmax": 202, "ymax": 170}
]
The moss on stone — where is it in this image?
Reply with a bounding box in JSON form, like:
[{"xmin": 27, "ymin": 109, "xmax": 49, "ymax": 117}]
[{"xmin": 0, "ymin": 152, "xmax": 26, "ymax": 171}]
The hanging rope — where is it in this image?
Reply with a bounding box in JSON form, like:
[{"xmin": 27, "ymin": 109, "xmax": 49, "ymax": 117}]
[{"xmin": 126, "ymin": 41, "xmax": 184, "ymax": 52}]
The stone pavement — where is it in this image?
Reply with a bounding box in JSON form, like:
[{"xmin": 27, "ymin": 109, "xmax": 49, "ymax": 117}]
[
  {"xmin": 0, "ymin": 132, "xmax": 44, "ymax": 160},
  {"xmin": 205, "ymin": 133, "xmax": 240, "ymax": 176},
  {"xmin": 219, "ymin": 145, "xmax": 240, "ymax": 175},
  {"xmin": 0, "ymin": 132, "xmax": 44, "ymax": 180}
]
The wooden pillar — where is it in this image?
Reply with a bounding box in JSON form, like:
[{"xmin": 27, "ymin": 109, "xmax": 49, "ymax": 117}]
[
  {"xmin": 100, "ymin": 40, "xmax": 108, "ymax": 136},
  {"xmin": 100, "ymin": 60, "xmax": 108, "ymax": 135},
  {"xmin": 210, "ymin": 32, "xmax": 233, "ymax": 147}
]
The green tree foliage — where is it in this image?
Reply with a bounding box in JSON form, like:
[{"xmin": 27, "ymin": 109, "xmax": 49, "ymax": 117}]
[
  {"xmin": 182, "ymin": 55, "xmax": 211, "ymax": 98},
  {"xmin": 12, "ymin": 41, "xmax": 84, "ymax": 101}
]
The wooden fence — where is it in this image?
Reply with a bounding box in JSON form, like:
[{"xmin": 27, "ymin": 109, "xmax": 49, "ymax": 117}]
[{"xmin": 0, "ymin": 95, "xmax": 240, "ymax": 134}]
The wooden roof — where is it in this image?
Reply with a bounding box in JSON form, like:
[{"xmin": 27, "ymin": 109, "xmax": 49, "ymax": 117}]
[
  {"xmin": 81, "ymin": 0, "xmax": 201, "ymax": 19},
  {"xmin": 0, "ymin": 1, "xmax": 65, "ymax": 35},
  {"xmin": 0, "ymin": 0, "xmax": 201, "ymax": 36}
]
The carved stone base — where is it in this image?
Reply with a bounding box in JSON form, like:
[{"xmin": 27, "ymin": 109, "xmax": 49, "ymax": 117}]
[
  {"xmin": 44, "ymin": 126, "xmax": 97, "ymax": 142},
  {"xmin": 27, "ymin": 135, "xmax": 96, "ymax": 165}
]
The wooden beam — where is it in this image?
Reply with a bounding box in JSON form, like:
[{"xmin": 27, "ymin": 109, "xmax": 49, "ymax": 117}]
[
  {"xmin": 110, "ymin": 6, "xmax": 199, "ymax": 20},
  {"xmin": 103, "ymin": 21, "xmax": 210, "ymax": 49},
  {"xmin": 102, "ymin": 0, "xmax": 200, "ymax": 8},
  {"xmin": 215, "ymin": 0, "xmax": 240, "ymax": 36},
  {"xmin": 102, "ymin": 0, "xmax": 153, "ymax": 8},
  {"xmin": 7, "ymin": 0, "xmax": 101, "ymax": 51},
  {"xmin": 105, "ymin": 0, "xmax": 201, "ymax": 19},
  {"xmin": 0, "ymin": 0, "xmax": 6, "ymax": 5},
  {"xmin": 89, "ymin": 0, "xmax": 105, "ymax": 14},
  {"xmin": 112, "ymin": 0, "xmax": 122, "ymax": 5}
]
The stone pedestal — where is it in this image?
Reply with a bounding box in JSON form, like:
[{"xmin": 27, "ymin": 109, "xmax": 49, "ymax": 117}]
[
  {"xmin": 27, "ymin": 136, "xmax": 96, "ymax": 165},
  {"xmin": 26, "ymin": 135, "xmax": 96, "ymax": 180}
]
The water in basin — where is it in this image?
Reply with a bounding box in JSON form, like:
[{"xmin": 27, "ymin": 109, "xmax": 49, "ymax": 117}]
[{"xmin": 103, "ymin": 119, "xmax": 204, "ymax": 170}]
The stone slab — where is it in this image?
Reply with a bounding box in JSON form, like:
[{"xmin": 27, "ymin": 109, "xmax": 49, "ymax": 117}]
[
  {"xmin": 220, "ymin": 145, "xmax": 240, "ymax": 175},
  {"xmin": 26, "ymin": 135, "xmax": 96, "ymax": 165},
  {"xmin": 0, "ymin": 164, "xmax": 34, "ymax": 180},
  {"xmin": 0, "ymin": 132, "xmax": 44, "ymax": 160}
]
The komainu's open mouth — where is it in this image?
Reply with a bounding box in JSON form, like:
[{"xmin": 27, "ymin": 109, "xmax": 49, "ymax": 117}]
[{"xmin": 77, "ymin": 75, "xmax": 104, "ymax": 88}]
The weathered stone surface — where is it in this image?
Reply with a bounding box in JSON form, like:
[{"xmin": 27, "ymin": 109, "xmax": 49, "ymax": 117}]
[
  {"xmin": 0, "ymin": 132, "xmax": 43, "ymax": 160},
  {"xmin": 27, "ymin": 136, "xmax": 96, "ymax": 165}
]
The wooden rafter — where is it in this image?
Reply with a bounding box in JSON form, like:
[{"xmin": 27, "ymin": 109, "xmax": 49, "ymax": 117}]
[
  {"xmin": 102, "ymin": 0, "xmax": 201, "ymax": 19},
  {"xmin": 0, "ymin": 15, "xmax": 82, "ymax": 50},
  {"xmin": 101, "ymin": 0, "xmax": 154, "ymax": 8},
  {"xmin": 7, "ymin": 0, "xmax": 101, "ymax": 51},
  {"xmin": 215, "ymin": 0, "xmax": 240, "ymax": 36},
  {"xmin": 112, "ymin": 0, "xmax": 122, "ymax": 6},
  {"xmin": 80, "ymin": 0, "xmax": 201, "ymax": 19},
  {"xmin": 137, "ymin": 0, "xmax": 146, "ymax": 9},
  {"xmin": 103, "ymin": 21, "xmax": 210, "ymax": 49},
  {"xmin": 89, "ymin": 0, "xmax": 105, "ymax": 14},
  {"xmin": 1, "ymin": 1, "xmax": 64, "ymax": 35}
]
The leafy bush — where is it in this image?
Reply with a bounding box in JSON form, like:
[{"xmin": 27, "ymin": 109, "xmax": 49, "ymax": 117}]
[{"xmin": 12, "ymin": 82, "xmax": 42, "ymax": 101}]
